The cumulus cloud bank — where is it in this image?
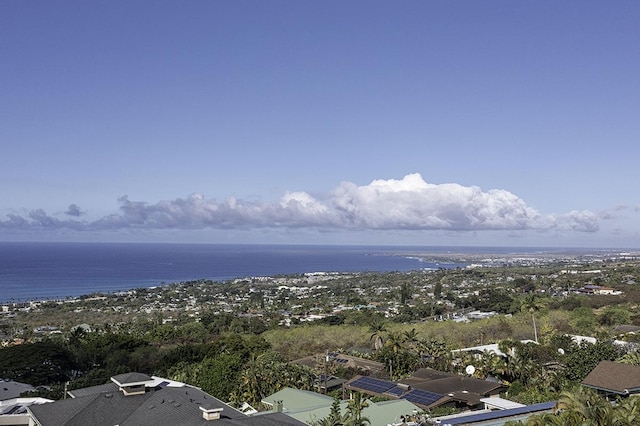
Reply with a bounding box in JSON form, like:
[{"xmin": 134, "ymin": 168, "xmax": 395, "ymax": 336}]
[{"xmin": 0, "ymin": 173, "xmax": 599, "ymax": 233}]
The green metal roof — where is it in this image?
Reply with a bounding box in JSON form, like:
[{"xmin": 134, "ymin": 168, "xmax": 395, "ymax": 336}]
[
  {"xmin": 262, "ymin": 387, "xmax": 335, "ymax": 412},
  {"xmin": 263, "ymin": 387, "xmax": 423, "ymax": 426}
]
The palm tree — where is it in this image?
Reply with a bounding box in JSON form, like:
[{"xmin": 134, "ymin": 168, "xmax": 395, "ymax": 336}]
[
  {"xmin": 520, "ymin": 294, "xmax": 545, "ymax": 343},
  {"xmin": 403, "ymin": 328, "xmax": 419, "ymax": 350},
  {"xmin": 386, "ymin": 331, "xmax": 405, "ymax": 354},
  {"xmin": 310, "ymin": 397, "xmax": 344, "ymax": 426},
  {"xmin": 384, "ymin": 331, "xmax": 405, "ymax": 378},
  {"xmin": 614, "ymin": 395, "xmax": 640, "ymax": 425},
  {"xmin": 618, "ymin": 350, "xmax": 640, "ymax": 366},
  {"xmin": 417, "ymin": 337, "xmax": 451, "ymax": 371},
  {"xmin": 478, "ymin": 350, "xmax": 507, "ymax": 380},
  {"xmin": 512, "ymin": 353, "xmax": 537, "ymax": 385},
  {"xmin": 344, "ymin": 392, "xmax": 370, "ymax": 426},
  {"xmin": 529, "ymin": 389, "xmax": 640, "ymax": 426},
  {"xmin": 368, "ymin": 320, "xmax": 387, "ymax": 351},
  {"xmin": 239, "ymin": 354, "xmax": 262, "ymax": 406},
  {"xmin": 554, "ymin": 386, "xmax": 614, "ymax": 425}
]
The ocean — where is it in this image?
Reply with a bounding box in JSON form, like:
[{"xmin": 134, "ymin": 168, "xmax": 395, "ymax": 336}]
[{"xmin": 0, "ymin": 242, "xmax": 474, "ymax": 303}]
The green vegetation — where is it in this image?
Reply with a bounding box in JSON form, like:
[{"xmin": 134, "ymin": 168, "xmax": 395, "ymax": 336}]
[
  {"xmin": 506, "ymin": 386, "xmax": 640, "ymax": 425},
  {"xmin": 309, "ymin": 393, "xmax": 370, "ymax": 426}
]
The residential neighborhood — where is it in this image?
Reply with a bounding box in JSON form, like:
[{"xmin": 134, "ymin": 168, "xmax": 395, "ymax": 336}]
[{"xmin": 2, "ymin": 253, "xmax": 640, "ymax": 425}]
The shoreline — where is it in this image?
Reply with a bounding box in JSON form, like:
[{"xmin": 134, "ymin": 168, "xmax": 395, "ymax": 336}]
[{"xmin": 2, "ymin": 245, "xmax": 638, "ymax": 305}]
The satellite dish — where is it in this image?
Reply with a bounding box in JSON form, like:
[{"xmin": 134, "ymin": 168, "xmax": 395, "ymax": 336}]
[
  {"xmin": 558, "ymin": 348, "xmax": 565, "ymax": 355},
  {"xmin": 465, "ymin": 365, "xmax": 476, "ymax": 375}
]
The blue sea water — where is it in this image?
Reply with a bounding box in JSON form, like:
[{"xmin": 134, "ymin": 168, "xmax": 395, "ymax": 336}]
[
  {"xmin": 0, "ymin": 243, "xmax": 473, "ymax": 303},
  {"xmin": 0, "ymin": 242, "xmax": 617, "ymax": 303}
]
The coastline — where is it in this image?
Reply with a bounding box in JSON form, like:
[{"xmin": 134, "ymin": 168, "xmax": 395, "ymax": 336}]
[{"xmin": 1, "ymin": 243, "xmax": 638, "ymax": 305}]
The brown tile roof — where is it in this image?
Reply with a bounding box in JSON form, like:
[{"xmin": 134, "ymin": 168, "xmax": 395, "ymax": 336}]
[
  {"xmin": 403, "ymin": 368, "xmax": 506, "ymax": 396},
  {"xmin": 403, "ymin": 375, "xmax": 505, "ymax": 396},
  {"xmin": 582, "ymin": 360, "xmax": 640, "ymax": 395},
  {"xmin": 342, "ymin": 368, "xmax": 505, "ymax": 411},
  {"xmin": 343, "ymin": 375, "xmax": 452, "ymax": 410}
]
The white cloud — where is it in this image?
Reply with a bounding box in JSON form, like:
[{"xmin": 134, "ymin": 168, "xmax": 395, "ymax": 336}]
[
  {"xmin": 0, "ymin": 173, "xmax": 600, "ymax": 234},
  {"xmin": 329, "ymin": 174, "xmax": 546, "ymax": 230},
  {"xmin": 554, "ymin": 210, "xmax": 599, "ymax": 232}
]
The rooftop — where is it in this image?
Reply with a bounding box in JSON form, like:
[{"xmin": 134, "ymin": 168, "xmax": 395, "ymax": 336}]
[
  {"xmin": 0, "ymin": 379, "xmax": 35, "ymax": 401},
  {"xmin": 28, "ymin": 373, "xmax": 306, "ymax": 426},
  {"xmin": 262, "ymin": 387, "xmax": 422, "ymax": 426},
  {"xmin": 582, "ymin": 360, "xmax": 640, "ymax": 395}
]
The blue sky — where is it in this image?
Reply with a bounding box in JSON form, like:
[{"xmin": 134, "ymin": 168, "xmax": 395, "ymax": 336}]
[{"xmin": 1, "ymin": 1, "xmax": 639, "ymax": 247}]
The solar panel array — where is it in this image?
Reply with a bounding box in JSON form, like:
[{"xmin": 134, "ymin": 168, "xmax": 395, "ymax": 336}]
[
  {"xmin": 403, "ymin": 389, "xmax": 444, "ymax": 407},
  {"xmin": 442, "ymin": 401, "xmax": 556, "ymax": 425},
  {"xmin": 348, "ymin": 376, "xmax": 395, "ymax": 394},
  {"xmin": 327, "ymin": 353, "xmax": 349, "ymax": 363},
  {"xmin": 384, "ymin": 386, "xmax": 406, "ymax": 397},
  {"xmin": 348, "ymin": 376, "xmax": 445, "ymax": 407}
]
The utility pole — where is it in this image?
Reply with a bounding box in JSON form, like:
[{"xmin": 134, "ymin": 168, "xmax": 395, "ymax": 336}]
[{"xmin": 324, "ymin": 350, "xmax": 329, "ymax": 394}]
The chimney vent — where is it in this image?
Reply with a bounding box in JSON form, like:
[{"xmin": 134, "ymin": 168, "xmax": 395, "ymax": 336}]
[
  {"xmin": 200, "ymin": 406, "xmax": 223, "ymax": 421},
  {"xmin": 110, "ymin": 373, "xmax": 153, "ymax": 396}
]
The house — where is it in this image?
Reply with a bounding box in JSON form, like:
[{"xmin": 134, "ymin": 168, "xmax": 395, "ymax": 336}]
[
  {"xmin": 582, "ymin": 360, "xmax": 640, "ymax": 398},
  {"xmin": 0, "ymin": 380, "xmax": 35, "ymax": 402},
  {"xmin": 343, "ymin": 375, "xmax": 451, "ymax": 411},
  {"xmin": 568, "ymin": 335, "xmax": 632, "ymax": 350},
  {"xmin": 290, "ymin": 352, "xmax": 385, "ymax": 393},
  {"xmin": 1, "ymin": 397, "xmax": 52, "ymax": 426},
  {"xmin": 317, "ymin": 374, "xmax": 347, "ymax": 394},
  {"xmin": 592, "ymin": 286, "xmax": 617, "ymax": 295},
  {"xmin": 451, "ymin": 340, "xmax": 537, "ymax": 358},
  {"xmin": 578, "ymin": 285, "xmax": 620, "ymax": 295},
  {"xmin": 262, "ymin": 387, "xmax": 424, "ymax": 426},
  {"xmin": 613, "ymin": 325, "xmax": 640, "ymax": 335},
  {"xmin": 261, "ymin": 387, "xmax": 334, "ymax": 413},
  {"xmin": 343, "ymin": 369, "xmax": 506, "ymax": 412},
  {"xmin": 397, "ymin": 368, "xmax": 507, "ymax": 409},
  {"xmin": 27, "ymin": 372, "xmax": 306, "ymax": 426},
  {"xmin": 291, "ymin": 352, "xmax": 385, "ymax": 376},
  {"xmin": 432, "ymin": 401, "xmax": 556, "ymax": 425},
  {"xmin": 1, "ymin": 379, "xmax": 52, "ymax": 426}
]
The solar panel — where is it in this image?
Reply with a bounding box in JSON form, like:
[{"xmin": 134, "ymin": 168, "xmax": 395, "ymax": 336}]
[
  {"xmin": 442, "ymin": 401, "xmax": 556, "ymax": 425},
  {"xmin": 384, "ymin": 386, "xmax": 406, "ymax": 397},
  {"xmin": 349, "ymin": 376, "xmax": 395, "ymax": 394},
  {"xmin": 336, "ymin": 358, "xmax": 348, "ymax": 363},
  {"xmin": 404, "ymin": 389, "xmax": 444, "ymax": 406},
  {"xmin": 6, "ymin": 405, "xmax": 26, "ymax": 415}
]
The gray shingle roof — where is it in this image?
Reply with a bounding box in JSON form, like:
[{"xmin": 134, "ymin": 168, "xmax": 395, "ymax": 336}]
[
  {"xmin": 28, "ymin": 376, "xmax": 306, "ymax": 426},
  {"xmin": 0, "ymin": 379, "xmax": 35, "ymax": 401},
  {"xmin": 66, "ymin": 382, "xmax": 117, "ymax": 399},
  {"xmin": 111, "ymin": 372, "xmax": 154, "ymax": 386}
]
